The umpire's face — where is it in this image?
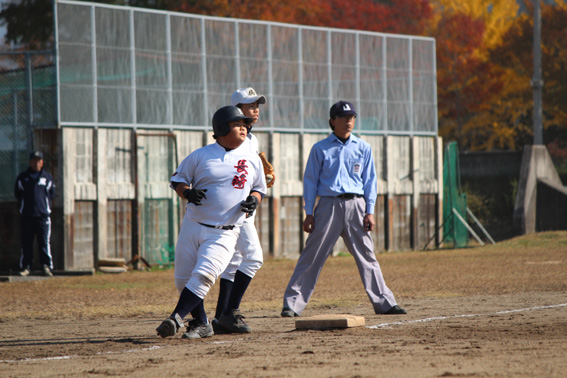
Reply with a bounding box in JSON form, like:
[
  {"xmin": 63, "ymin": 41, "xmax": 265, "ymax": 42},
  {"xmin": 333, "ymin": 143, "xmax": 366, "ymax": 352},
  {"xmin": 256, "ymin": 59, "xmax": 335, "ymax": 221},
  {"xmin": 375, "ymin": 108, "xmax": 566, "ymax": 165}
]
[
  {"xmin": 330, "ymin": 115, "xmax": 356, "ymax": 139},
  {"xmin": 29, "ymin": 157, "xmax": 44, "ymax": 172}
]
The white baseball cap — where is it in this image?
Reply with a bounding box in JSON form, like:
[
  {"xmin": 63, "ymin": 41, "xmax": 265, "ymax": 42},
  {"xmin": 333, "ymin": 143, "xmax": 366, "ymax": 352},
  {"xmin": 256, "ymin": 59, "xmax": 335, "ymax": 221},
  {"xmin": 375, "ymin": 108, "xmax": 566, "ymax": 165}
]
[{"xmin": 230, "ymin": 87, "xmax": 267, "ymax": 106}]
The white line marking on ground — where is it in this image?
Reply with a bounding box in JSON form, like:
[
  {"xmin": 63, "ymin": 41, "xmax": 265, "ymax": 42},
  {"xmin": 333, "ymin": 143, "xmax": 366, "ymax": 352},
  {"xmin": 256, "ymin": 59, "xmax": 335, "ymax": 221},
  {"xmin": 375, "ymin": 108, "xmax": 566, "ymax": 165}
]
[
  {"xmin": 0, "ymin": 345, "xmax": 163, "ymax": 363},
  {"xmin": 211, "ymin": 338, "xmax": 246, "ymax": 344},
  {"xmin": 367, "ymin": 303, "xmax": 567, "ymax": 329}
]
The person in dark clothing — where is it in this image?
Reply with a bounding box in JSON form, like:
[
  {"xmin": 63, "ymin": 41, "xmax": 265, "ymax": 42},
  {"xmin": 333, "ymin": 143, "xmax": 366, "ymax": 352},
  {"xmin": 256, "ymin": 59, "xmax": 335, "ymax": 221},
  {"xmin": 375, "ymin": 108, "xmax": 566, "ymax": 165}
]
[{"xmin": 14, "ymin": 151, "xmax": 56, "ymax": 277}]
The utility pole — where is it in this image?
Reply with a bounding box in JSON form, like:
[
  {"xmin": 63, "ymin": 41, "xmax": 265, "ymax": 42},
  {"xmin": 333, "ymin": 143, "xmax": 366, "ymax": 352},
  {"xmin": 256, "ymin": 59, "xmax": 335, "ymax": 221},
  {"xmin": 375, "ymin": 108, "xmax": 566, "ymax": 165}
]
[{"xmin": 532, "ymin": 0, "xmax": 543, "ymax": 145}]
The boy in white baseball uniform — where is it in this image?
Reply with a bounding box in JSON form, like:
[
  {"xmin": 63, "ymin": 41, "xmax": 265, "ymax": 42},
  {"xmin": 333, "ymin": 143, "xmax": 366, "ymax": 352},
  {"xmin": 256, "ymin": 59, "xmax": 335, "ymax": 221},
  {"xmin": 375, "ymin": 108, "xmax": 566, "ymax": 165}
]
[
  {"xmin": 156, "ymin": 105, "xmax": 267, "ymax": 339},
  {"xmin": 211, "ymin": 87, "xmax": 275, "ymax": 334}
]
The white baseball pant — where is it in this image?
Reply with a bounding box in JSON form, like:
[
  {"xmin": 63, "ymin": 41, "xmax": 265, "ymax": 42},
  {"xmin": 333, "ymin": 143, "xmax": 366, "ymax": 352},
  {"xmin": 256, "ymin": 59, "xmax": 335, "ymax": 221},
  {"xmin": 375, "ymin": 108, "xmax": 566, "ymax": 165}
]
[
  {"xmin": 220, "ymin": 214, "xmax": 263, "ymax": 281},
  {"xmin": 174, "ymin": 215, "xmax": 240, "ymax": 298}
]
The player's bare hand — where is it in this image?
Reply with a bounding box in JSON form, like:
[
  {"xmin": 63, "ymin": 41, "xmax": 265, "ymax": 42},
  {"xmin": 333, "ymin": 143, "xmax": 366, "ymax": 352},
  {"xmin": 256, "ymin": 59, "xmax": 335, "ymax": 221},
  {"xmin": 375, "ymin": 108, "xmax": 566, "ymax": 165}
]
[
  {"xmin": 303, "ymin": 215, "xmax": 315, "ymax": 233},
  {"xmin": 183, "ymin": 188, "xmax": 207, "ymax": 206},
  {"xmin": 241, "ymin": 195, "xmax": 259, "ymax": 217},
  {"xmin": 363, "ymin": 214, "xmax": 375, "ymax": 232}
]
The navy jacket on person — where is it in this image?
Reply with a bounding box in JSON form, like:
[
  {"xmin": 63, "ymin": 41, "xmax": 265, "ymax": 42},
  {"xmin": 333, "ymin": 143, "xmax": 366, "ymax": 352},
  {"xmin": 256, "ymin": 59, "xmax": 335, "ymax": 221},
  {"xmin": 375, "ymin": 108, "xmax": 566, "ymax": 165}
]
[{"xmin": 14, "ymin": 168, "xmax": 55, "ymax": 217}]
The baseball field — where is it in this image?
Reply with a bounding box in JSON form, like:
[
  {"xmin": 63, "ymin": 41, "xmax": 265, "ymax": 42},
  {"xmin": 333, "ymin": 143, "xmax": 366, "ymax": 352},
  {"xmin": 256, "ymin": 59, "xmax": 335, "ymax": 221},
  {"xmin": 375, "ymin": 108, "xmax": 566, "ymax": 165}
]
[{"xmin": 1, "ymin": 231, "xmax": 566, "ymax": 377}]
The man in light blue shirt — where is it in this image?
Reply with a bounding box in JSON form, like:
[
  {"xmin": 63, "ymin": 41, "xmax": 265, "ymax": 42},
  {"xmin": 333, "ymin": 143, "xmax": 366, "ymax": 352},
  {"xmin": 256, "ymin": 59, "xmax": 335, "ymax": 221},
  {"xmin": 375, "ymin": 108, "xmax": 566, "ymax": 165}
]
[{"xmin": 281, "ymin": 101, "xmax": 407, "ymax": 317}]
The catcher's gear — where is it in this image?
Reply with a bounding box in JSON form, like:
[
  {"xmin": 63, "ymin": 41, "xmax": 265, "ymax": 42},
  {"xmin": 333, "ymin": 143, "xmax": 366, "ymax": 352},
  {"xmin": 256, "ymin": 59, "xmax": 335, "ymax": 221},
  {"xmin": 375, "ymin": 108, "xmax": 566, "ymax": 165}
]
[
  {"xmin": 258, "ymin": 152, "xmax": 275, "ymax": 188},
  {"xmin": 240, "ymin": 195, "xmax": 259, "ymax": 216},
  {"xmin": 212, "ymin": 106, "xmax": 253, "ymax": 138},
  {"xmin": 183, "ymin": 188, "xmax": 208, "ymax": 206}
]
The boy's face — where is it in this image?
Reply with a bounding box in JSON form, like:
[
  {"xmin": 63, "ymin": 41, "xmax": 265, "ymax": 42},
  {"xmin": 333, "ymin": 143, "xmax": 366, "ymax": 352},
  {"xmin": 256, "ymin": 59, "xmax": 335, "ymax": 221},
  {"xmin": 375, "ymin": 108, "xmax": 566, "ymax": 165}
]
[
  {"xmin": 239, "ymin": 101, "xmax": 260, "ymax": 124},
  {"xmin": 217, "ymin": 120, "xmax": 249, "ymax": 149}
]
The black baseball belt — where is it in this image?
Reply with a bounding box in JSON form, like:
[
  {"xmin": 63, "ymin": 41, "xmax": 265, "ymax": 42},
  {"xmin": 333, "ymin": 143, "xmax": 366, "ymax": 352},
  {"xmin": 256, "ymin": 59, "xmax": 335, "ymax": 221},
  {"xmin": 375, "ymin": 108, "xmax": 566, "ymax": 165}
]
[
  {"xmin": 336, "ymin": 193, "xmax": 363, "ymax": 199},
  {"xmin": 199, "ymin": 222, "xmax": 235, "ymax": 230}
]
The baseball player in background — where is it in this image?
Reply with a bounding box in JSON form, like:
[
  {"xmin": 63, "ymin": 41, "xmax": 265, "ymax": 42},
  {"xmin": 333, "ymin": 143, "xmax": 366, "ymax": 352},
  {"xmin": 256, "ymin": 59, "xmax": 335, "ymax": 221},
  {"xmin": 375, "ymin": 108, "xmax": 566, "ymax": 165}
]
[
  {"xmin": 156, "ymin": 105, "xmax": 267, "ymax": 339},
  {"xmin": 14, "ymin": 151, "xmax": 55, "ymax": 277},
  {"xmin": 281, "ymin": 101, "xmax": 407, "ymax": 317},
  {"xmin": 210, "ymin": 87, "xmax": 275, "ymax": 334}
]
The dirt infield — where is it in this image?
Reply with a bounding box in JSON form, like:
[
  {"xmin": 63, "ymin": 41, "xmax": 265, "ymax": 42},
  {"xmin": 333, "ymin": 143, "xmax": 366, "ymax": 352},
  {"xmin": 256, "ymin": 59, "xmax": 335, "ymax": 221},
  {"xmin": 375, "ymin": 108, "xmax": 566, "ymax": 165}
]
[{"xmin": 1, "ymin": 232, "xmax": 566, "ymax": 377}]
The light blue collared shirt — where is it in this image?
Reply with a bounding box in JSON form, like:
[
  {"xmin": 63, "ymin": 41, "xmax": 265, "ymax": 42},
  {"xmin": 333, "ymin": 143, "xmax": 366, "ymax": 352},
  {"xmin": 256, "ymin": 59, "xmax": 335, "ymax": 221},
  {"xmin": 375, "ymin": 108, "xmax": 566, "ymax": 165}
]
[{"xmin": 303, "ymin": 133, "xmax": 377, "ymax": 215}]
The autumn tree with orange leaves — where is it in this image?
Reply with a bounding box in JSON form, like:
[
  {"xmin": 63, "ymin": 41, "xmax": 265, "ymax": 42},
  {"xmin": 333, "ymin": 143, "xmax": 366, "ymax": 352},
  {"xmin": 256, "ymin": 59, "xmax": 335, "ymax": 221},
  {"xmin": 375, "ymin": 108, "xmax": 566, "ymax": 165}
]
[
  {"xmin": 172, "ymin": 0, "xmax": 433, "ymax": 36},
  {"xmin": 431, "ymin": 0, "xmax": 567, "ymax": 154},
  {"xmin": 474, "ymin": 0, "xmax": 567, "ymax": 152},
  {"xmin": 433, "ymin": 12, "xmax": 503, "ymax": 149}
]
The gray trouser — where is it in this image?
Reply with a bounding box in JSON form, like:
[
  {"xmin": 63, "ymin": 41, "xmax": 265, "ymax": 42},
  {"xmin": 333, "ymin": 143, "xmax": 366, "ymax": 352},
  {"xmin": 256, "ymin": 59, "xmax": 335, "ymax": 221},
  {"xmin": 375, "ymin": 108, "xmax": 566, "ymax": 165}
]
[{"xmin": 283, "ymin": 196, "xmax": 397, "ymax": 315}]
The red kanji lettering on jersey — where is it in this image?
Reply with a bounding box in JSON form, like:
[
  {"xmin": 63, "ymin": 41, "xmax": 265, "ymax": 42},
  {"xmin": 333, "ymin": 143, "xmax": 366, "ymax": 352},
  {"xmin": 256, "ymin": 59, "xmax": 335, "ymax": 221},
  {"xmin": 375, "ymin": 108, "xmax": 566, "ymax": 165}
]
[
  {"xmin": 232, "ymin": 174, "xmax": 247, "ymax": 189},
  {"xmin": 234, "ymin": 160, "xmax": 248, "ymax": 174}
]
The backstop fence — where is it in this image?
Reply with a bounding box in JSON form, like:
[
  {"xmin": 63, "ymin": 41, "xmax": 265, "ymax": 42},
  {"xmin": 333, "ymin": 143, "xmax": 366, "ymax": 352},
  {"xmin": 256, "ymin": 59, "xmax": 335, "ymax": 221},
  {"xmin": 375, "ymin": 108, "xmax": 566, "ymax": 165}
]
[{"xmin": 55, "ymin": 0, "xmax": 437, "ymax": 135}]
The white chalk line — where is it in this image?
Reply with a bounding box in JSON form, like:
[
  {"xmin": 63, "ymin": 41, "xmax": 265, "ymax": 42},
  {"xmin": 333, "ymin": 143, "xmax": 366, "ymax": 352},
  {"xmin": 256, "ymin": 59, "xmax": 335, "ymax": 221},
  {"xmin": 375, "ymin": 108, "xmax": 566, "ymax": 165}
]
[
  {"xmin": 0, "ymin": 345, "xmax": 162, "ymax": 364},
  {"xmin": 2, "ymin": 303, "xmax": 565, "ymax": 363},
  {"xmin": 367, "ymin": 303, "xmax": 567, "ymax": 329}
]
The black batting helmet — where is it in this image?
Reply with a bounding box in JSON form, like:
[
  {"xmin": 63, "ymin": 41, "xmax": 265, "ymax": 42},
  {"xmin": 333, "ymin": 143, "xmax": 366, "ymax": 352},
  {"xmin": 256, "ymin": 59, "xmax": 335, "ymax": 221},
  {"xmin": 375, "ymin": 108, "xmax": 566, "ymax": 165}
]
[{"xmin": 212, "ymin": 106, "xmax": 253, "ymax": 138}]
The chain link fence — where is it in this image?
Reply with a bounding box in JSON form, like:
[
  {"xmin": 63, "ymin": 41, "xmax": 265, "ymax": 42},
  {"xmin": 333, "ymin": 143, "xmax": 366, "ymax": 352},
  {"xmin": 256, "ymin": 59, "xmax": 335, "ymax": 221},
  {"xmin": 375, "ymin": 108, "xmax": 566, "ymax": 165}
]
[{"xmin": 0, "ymin": 51, "xmax": 56, "ymax": 201}]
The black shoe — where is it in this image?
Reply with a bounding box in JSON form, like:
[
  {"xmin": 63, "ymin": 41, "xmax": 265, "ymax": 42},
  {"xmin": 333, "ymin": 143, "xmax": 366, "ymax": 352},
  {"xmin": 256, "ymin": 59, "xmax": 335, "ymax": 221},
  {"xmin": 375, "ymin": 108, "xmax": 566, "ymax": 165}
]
[
  {"xmin": 281, "ymin": 308, "xmax": 298, "ymax": 317},
  {"xmin": 383, "ymin": 305, "xmax": 407, "ymax": 315},
  {"xmin": 218, "ymin": 309, "xmax": 252, "ymax": 333},
  {"xmin": 182, "ymin": 319, "xmax": 214, "ymax": 339},
  {"xmin": 211, "ymin": 318, "xmax": 230, "ymax": 335},
  {"xmin": 156, "ymin": 313, "xmax": 183, "ymax": 338}
]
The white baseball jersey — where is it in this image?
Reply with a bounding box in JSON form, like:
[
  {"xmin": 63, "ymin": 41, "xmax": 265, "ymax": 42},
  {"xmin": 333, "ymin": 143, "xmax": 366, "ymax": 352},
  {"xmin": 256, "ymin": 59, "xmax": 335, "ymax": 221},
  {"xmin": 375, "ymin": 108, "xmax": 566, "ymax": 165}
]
[
  {"xmin": 219, "ymin": 131, "xmax": 264, "ymax": 281},
  {"xmin": 246, "ymin": 132, "xmax": 259, "ymax": 154},
  {"xmin": 171, "ymin": 141, "xmax": 266, "ymax": 227}
]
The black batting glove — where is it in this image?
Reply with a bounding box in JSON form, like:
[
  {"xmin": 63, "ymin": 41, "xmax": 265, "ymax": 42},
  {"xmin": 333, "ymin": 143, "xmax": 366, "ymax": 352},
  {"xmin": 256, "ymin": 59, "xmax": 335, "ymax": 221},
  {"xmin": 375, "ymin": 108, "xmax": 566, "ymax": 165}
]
[
  {"xmin": 240, "ymin": 195, "xmax": 259, "ymax": 216},
  {"xmin": 183, "ymin": 188, "xmax": 207, "ymax": 206}
]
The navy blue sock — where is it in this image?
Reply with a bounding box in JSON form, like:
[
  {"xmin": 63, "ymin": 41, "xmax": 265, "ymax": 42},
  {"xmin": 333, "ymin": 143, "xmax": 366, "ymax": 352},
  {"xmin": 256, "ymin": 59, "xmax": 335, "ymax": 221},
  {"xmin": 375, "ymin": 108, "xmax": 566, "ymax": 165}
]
[
  {"xmin": 215, "ymin": 278, "xmax": 234, "ymax": 320},
  {"xmin": 170, "ymin": 287, "xmax": 202, "ymax": 320},
  {"xmin": 225, "ymin": 270, "xmax": 253, "ymax": 314},
  {"xmin": 190, "ymin": 300, "xmax": 208, "ymax": 324}
]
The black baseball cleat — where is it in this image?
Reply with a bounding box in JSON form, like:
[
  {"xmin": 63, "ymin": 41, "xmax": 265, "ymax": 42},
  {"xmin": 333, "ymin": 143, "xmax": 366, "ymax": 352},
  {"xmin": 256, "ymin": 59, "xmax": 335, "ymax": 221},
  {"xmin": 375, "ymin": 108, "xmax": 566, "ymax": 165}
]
[
  {"xmin": 383, "ymin": 305, "xmax": 407, "ymax": 315},
  {"xmin": 218, "ymin": 309, "xmax": 252, "ymax": 333},
  {"xmin": 281, "ymin": 308, "xmax": 298, "ymax": 317},
  {"xmin": 156, "ymin": 313, "xmax": 184, "ymax": 338},
  {"xmin": 182, "ymin": 319, "xmax": 214, "ymax": 339},
  {"xmin": 211, "ymin": 318, "xmax": 230, "ymax": 335}
]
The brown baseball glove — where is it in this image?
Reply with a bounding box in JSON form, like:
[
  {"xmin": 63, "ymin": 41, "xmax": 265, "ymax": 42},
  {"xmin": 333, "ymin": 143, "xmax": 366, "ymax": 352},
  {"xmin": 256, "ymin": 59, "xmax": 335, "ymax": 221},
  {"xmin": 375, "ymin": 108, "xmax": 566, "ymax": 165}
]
[{"xmin": 258, "ymin": 152, "xmax": 275, "ymax": 188}]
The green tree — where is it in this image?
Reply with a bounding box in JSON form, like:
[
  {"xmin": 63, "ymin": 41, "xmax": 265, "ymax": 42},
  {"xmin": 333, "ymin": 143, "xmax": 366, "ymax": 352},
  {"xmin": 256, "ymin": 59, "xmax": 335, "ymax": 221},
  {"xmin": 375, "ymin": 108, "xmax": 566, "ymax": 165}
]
[
  {"xmin": 0, "ymin": 0, "xmax": 173, "ymax": 50},
  {"xmin": 0, "ymin": 0, "xmax": 53, "ymax": 50}
]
